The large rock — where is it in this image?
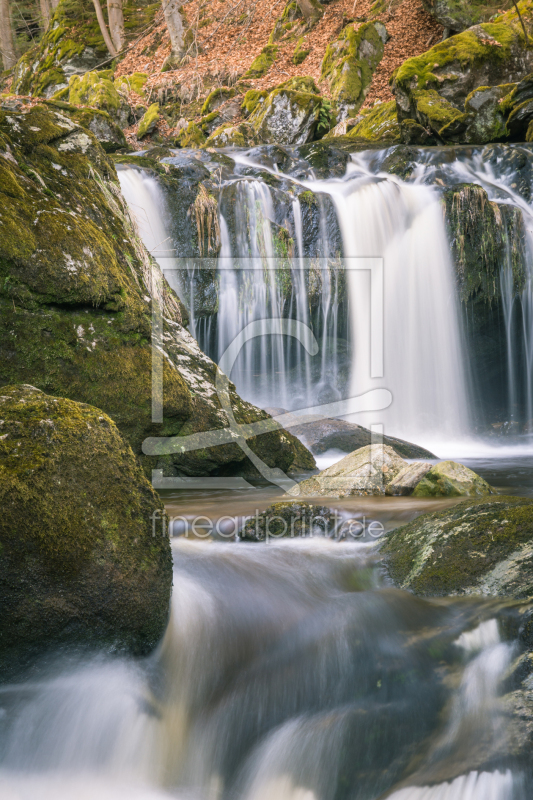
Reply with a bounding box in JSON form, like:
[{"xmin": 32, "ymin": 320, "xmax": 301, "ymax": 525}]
[
  {"xmin": 381, "ymin": 496, "xmax": 533, "ymax": 598},
  {"xmin": 321, "ymin": 21, "xmax": 388, "ymax": 120},
  {"xmin": 0, "ymin": 384, "xmax": 172, "ymax": 679},
  {"xmin": 247, "ymin": 77, "xmax": 323, "ymax": 145},
  {"xmin": 0, "ymin": 104, "xmax": 311, "ymax": 480},
  {"xmin": 421, "ymin": 0, "xmax": 497, "ymax": 32},
  {"xmin": 412, "ymin": 460, "xmax": 495, "ymax": 497},
  {"xmin": 327, "ymin": 100, "xmax": 401, "ymax": 144},
  {"xmin": 392, "ymin": 12, "xmax": 533, "ymax": 142},
  {"xmin": 67, "ymin": 70, "xmax": 131, "ymax": 128},
  {"xmin": 289, "ymin": 444, "xmax": 406, "ymax": 497},
  {"xmin": 285, "ymin": 415, "xmax": 435, "ymax": 458},
  {"xmin": 241, "ymin": 501, "xmax": 336, "ymax": 541},
  {"xmin": 45, "ymin": 99, "xmax": 128, "ymax": 153}
]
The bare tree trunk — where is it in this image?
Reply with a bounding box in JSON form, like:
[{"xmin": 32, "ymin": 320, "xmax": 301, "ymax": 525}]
[
  {"xmin": 162, "ymin": 0, "xmax": 184, "ymax": 57},
  {"xmin": 40, "ymin": 0, "xmax": 51, "ymax": 27},
  {"xmin": 50, "ymin": 0, "xmax": 60, "ymax": 7},
  {"xmin": 0, "ymin": 0, "xmax": 17, "ymax": 70},
  {"xmin": 107, "ymin": 0, "xmax": 124, "ymax": 52},
  {"xmin": 91, "ymin": 0, "xmax": 117, "ymax": 56},
  {"xmin": 296, "ymin": 0, "xmax": 323, "ymax": 24}
]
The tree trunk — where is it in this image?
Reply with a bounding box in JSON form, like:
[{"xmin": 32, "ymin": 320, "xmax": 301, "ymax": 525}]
[
  {"xmin": 0, "ymin": 0, "xmax": 17, "ymax": 70},
  {"xmin": 107, "ymin": 0, "xmax": 124, "ymax": 52},
  {"xmin": 296, "ymin": 0, "xmax": 323, "ymax": 24},
  {"xmin": 50, "ymin": 0, "xmax": 60, "ymax": 7},
  {"xmin": 162, "ymin": 0, "xmax": 184, "ymax": 57},
  {"xmin": 40, "ymin": 0, "xmax": 51, "ymax": 28},
  {"xmin": 91, "ymin": 0, "xmax": 117, "ymax": 56}
]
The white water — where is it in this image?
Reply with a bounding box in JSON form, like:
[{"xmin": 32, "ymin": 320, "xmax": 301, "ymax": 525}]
[{"xmin": 0, "ymin": 542, "xmax": 521, "ymax": 800}]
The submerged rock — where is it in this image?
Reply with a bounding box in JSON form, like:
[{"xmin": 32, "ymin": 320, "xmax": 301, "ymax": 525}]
[
  {"xmin": 381, "ymin": 496, "xmax": 533, "ymax": 597},
  {"xmin": 240, "ymin": 501, "xmax": 335, "ymax": 541},
  {"xmin": 0, "ymin": 384, "xmax": 172, "ymax": 679}
]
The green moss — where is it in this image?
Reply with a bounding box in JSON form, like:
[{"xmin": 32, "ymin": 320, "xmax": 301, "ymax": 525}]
[
  {"xmin": 242, "ymin": 89, "xmax": 269, "ymax": 116},
  {"xmin": 201, "ymin": 86, "xmax": 236, "ymax": 115},
  {"xmin": 174, "ymin": 121, "xmax": 206, "ymax": 149},
  {"xmin": 381, "ymin": 496, "xmax": 533, "ymax": 597},
  {"xmin": 204, "ymin": 121, "xmax": 257, "ymax": 148},
  {"xmin": 115, "ymin": 72, "xmax": 148, "ymax": 97},
  {"xmin": 413, "ymin": 88, "xmax": 468, "ymax": 137},
  {"xmin": 321, "ymin": 21, "xmax": 387, "ymax": 116},
  {"xmin": 137, "ymin": 102, "xmax": 160, "ymax": 139},
  {"xmin": 345, "ymin": 100, "xmax": 401, "ymax": 142},
  {"xmin": 293, "ymin": 37, "xmax": 310, "ymax": 65},
  {"xmin": 244, "ymin": 44, "xmax": 279, "ymax": 78},
  {"xmin": 68, "ymin": 70, "xmax": 125, "ymax": 122}
]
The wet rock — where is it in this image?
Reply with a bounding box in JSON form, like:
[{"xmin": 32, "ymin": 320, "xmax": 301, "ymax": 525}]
[
  {"xmin": 240, "ymin": 501, "xmax": 335, "ymax": 541},
  {"xmin": 463, "ymin": 84, "xmax": 512, "ymax": 144},
  {"xmin": 412, "ymin": 460, "xmax": 495, "ymax": 497},
  {"xmin": 332, "ymin": 100, "xmax": 401, "ymax": 144},
  {"xmin": 0, "ymin": 384, "xmax": 172, "ymax": 680},
  {"xmin": 385, "ymin": 462, "xmax": 433, "ymax": 496},
  {"xmin": 321, "ymin": 21, "xmax": 388, "ymax": 120},
  {"xmin": 285, "ymin": 415, "xmax": 436, "ymax": 459},
  {"xmin": 248, "ymin": 76, "xmax": 323, "ymax": 146},
  {"xmin": 381, "ymin": 496, "xmax": 533, "ymax": 597},
  {"xmin": 205, "ymin": 122, "xmax": 259, "ymax": 148}
]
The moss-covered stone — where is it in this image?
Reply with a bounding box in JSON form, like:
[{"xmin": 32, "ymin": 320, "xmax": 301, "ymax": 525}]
[
  {"xmin": 422, "ymin": 0, "xmax": 503, "ymax": 31},
  {"xmin": 68, "ymin": 70, "xmax": 131, "ymax": 127},
  {"xmin": 244, "ymin": 44, "xmax": 279, "ymax": 78},
  {"xmin": 0, "ymin": 384, "xmax": 172, "ymax": 679},
  {"xmin": 115, "ymin": 71, "xmax": 148, "ymax": 98},
  {"xmin": 174, "ymin": 121, "xmax": 206, "ymax": 149},
  {"xmin": 248, "ymin": 78, "xmax": 323, "ymax": 145},
  {"xmin": 137, "ymin": 102, "xmax": 160, "ymax": 139},
  {"xmin": 463, "ymin": 83, "xmax": 513, "ymax": 143},
  {"xmin": 411, "ymin": 88, "xmax": 469, "ymax": 139},
  {"xmin": 412, "ymin": 460, "xmax": 495, "ymax": 497},
  {"xmin": 381, "ymin": 496, "xmax": 533, "ymax": 598},
  {"xmin": 321, "ymin": 21, "xmax": 388, "ymax": 119},
  {"xmin": 12, "ymin": 0, "xmax": 159, "ymax": 98},
  {"xmin": 201, "ymin": 87, "xmax": 237, "ymax": 115},
  {"xmin": 204, "ymin": 121, "xmax": 258, "ymax": 148},
  {"xmin": 0, "ymin": 104, "xmax": 311, "ymax": 482},
  {"xmin": 332, "ymin": 100, "xmax": 401, "ymax": 143},
  {"xmin": 293, "ymin": 37, "xmax": 311, "ymax": 65},
  {"xmin": 241, "ymin": 501, "xmax": 333, "ymax": 541},
  {"xmin": 45, "ymin": 99, "xmax": 128, "ymax": 152}
]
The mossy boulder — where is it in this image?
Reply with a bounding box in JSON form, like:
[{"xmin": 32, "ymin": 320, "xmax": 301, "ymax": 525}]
[
  {"xmin": 241, "ymin": 501, "xmax": 335, "ymax": 541},
  {"xmin": 293, "ymin": 37, "xmax": 311, "ymax": 65},
  {"xmin": 201, "ymin": 87, "xmax": 236, "ymax": 115},
  {"xmin": 392, "ymin": 15, "xmax": 533, "ymax": 130},
  {"xmin": 242, "ymin": 89, "xmax": 270, "ymax": 117},
  {"xmin": 12, "ymin": 0, "xmax": 159, "ymax": 99},
  {"xmin": 46, "ymin": 99, "xmax": 128, "ymax": 152},
  {"xmin": 244, "ymin": 44, "xmax": 278, "ymax": 79},
  {"xmin": 175, "ymin": 120, "xmax": 206, "ymax": 149},
  {"xmin": 0, "ymin": 384, "xmax": 172, "ymax": 680},
  {"xmin": 328, "ymin": 100, "xmax": 401, "ymax": 143},
  {"xmin": 321, "ymin": 21, "xmax": 388, "ymax": 119},
  {"xmin": 137, "ymin": 102, "xmax": 159, "ymax": 139},
  {"xmin": 204, "ymin": 122, "xmax": 259, "ymax": 148},
  {"xmin": 421, "ymin": 0, "xmax": 503, "ymax": 32},
  {"xmin": 381, "ymin": 496, "xmax": 533, "ymax": 598},
  {"xmin": 0, "ymin": 104, "xmax": 312, "ymax": 481},
  {"xmin": 463, "ymin": 83, "xmax": 513, "ymax": 143},
  {"xmin": 68, "ymin": 70, "xmax": 131, "ymax": 127},
  {"xmin": 115, "ymin": 71, "xmax": 149, "ymax": 98},
  {"xmin": 412, "ymin": 460, "xmax": 495, "ymax": 497},
  {"xmin": 248, "ymin": 77, "xmax": 323, "ymax": 145}
]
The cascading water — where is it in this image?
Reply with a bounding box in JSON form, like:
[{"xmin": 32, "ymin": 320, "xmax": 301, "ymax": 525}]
[{"xmin": 0, "ymin": 540, "xmax": 525, "ymax": 800}]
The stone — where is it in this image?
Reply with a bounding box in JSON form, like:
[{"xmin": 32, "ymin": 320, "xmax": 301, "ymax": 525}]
[
  {"xmin": 240, "ymin": 501, "xmax": 335, "ymax": 541},
  {"xmin": 285, "ymin": 415, "xmax": 436, "ymax": 458},
  {"xmin": 0, "ymin": 105, "xmax": 312, "ymax": 481},
  {"xmin": 205, "ymin": 122, "xmax": 259, "ymax": 148},
  {"xmin": 45, "ymin": 99, "xmax": 128, "ymax": 153},
  {"xmin": 67, "ymin": 70, "xmax": 131, "ymax": 127},
  {"xmin": 381, "ymin": 496, "xmax": 533, "ymax": 598},
  {"xmin": 321, "ymin": 21, "xmax": 388, "ymax": 119},
  {"xmin": 137, "ymin": 103, "xmax": 160, "ymax": 139},
  {"xmin": 385, "ymin": 462, "xmax": 433, "ymax": 496},
  {"xmin": 412, "ymin": 460, "xmax": 495, "ymax": 497},
  {"xmin": 421, "ymin": 0, "xmax": 499, "ymax": 32},
  {"xmin": 463, "ymin": 84, "xmax": 512, "ymax": 143},
  {"xmin": 0, "ymin": 384, "xmax": 172, "ymax": 680},
  {"xmin": 342, "ymin": 100, "xmax": 401, "ymax": 143},
  {"xmin": 288, "ymin": 444, "xmax": 406, "ymax": 498},
  {"xmin": 244, "ymin": 44, "xmax": 278, "ymax": 78},
  {"xmin": 248, "ymin": 77, "xmax": 323, "ymax": 145}
]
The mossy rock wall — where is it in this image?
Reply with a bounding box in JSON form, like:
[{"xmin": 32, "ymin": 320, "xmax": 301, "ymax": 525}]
[
  {"xmin": 0, "ymin": 384, "xmax": 172, "ymax": 680},
  {"xmin": 0, "ymin": 105, "xmax": 311, "ymax": 481}
]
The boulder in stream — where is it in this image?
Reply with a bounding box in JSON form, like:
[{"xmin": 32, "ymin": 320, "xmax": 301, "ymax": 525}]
[
  {"xmin": 0, "ymin": 384, "xmax": 172, "ymax": 680},
  {"xmin": 241, "ymin": 501, "xmax": 335, "ymax": 541},
  {"xmin": 412, "ymin": 459, "xmax": 495, "ymax": 497},
  {"xmin": 247, "ymin": 77, "xmax": 324, "ymax": 146},
  {"xmin": 381, "ymin": 496, "xmax": 533, "ymax": 597}
]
